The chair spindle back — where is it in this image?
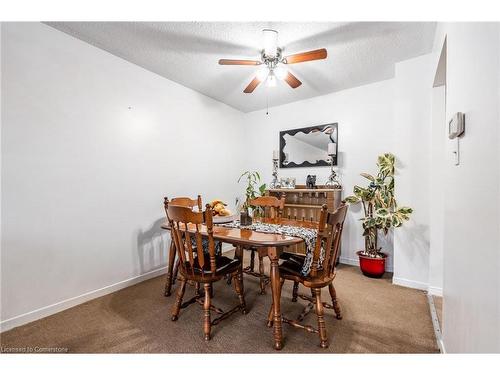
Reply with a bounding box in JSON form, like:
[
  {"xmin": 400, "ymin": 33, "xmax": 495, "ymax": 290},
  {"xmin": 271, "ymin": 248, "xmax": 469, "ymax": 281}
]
[
  {"xmin": 310, "ymin": 204, "xmax": 348, "ymax": 278},
  {"xmin": 248, "ymin": 195, "xmax": 286, "ymax": 219},
  {"xmin": 164, "ymin": 195, "xmax": 202, "ymax": 215},
  {"xmin": 166, "ymin": 203, "xmax": 217, "ymax": 277}
]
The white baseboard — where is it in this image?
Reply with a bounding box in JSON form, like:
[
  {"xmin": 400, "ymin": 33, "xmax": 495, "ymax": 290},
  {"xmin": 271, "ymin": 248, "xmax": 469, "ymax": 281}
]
[
  {"xmin": 392, "ymin": 276, "xmax": 428, "ymax": 291},
  {"xmin": 339, "ymin": 256, "xmax": 394, "ymax": 272},
  {"xmin": 0, "ymin": 267, "xmax": 167, "ymax": 333},
  {"xmin": 428, "ymin": 286, "xmax": 443, "ymax": 297},
  {"xmin": 338, "ymin": 256, "xmax": 359, "ymax": 267}
]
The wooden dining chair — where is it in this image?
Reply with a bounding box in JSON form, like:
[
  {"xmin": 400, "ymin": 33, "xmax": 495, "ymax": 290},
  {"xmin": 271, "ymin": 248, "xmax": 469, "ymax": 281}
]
[
  {"xmin": 244, "ymin": 195, "xmax": 285, "ymax": 294},
  {"xmin": 166, "ymin": 203, "xmax": 247, "ymax": 341},
  {"xmin": 266, "ymin": 204, "xmax": 348, "ymax": 348},
  {"xmin": 169, "ymin": 196, "xmax": 203, "ymax": 211},
  {"xmin": 163, "ymin": 196, "xmax": 202, "ymax": 297}
]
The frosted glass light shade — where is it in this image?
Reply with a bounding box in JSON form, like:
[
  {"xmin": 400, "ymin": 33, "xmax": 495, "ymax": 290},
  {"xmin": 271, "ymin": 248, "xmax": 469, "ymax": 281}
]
[
  {"xmin": 274, "ymin": 65, "xmax": 288, "ymax": 80},
  {"xmin": 256, "ymin": 66, "xmax": 269, "ymax": 81},
  {"xmin": 266, "ymin": 73, "xmax": 277, "ymax": 87}
]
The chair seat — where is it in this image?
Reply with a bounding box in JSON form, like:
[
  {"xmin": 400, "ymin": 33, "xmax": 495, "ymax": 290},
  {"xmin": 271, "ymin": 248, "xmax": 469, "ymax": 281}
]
[
  {"xmin": 279, "ymin": 253, "xmax": 334, "ymax": 288},
  {"xmin": 279, "ymin": 253, "xmax": 306, "ymax": 277},
  {"xmin": 184, "ymin": 254, "xmax": 241, "ymax": 276}
]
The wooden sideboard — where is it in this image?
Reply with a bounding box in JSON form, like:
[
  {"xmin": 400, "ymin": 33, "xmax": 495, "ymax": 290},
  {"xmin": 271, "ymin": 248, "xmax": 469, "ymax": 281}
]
[{"xmin": 265, "ymin": 185, "xmax": 342, "ymax": 255}]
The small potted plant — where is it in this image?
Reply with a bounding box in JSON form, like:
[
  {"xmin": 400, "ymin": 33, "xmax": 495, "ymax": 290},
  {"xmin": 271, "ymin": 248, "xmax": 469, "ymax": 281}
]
[
  {"xmin": 237, "ymin": 171, "xmax": 266, "ymax": 226},
  {"xmin": 344, "ymin": 153, "xmax": 413, "ymax": 277}
]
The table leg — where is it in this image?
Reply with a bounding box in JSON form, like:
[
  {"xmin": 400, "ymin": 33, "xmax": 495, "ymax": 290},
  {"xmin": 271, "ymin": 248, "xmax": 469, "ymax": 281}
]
[
  {"xmin": 235, "ymin": 245, "xmax": 243, "ymax": 260},
  {"xmin": 164, "ymin": 242, "xmax": 176, "ymax": 297},
  {"xmin": 268, "ymin": 246, "xmax": 283, "ymax": 350}
]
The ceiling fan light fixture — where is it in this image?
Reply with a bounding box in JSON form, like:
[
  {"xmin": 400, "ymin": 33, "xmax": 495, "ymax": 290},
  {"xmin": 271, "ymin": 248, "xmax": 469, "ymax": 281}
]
[
  {"xmin": 219, "ymin": 29, "xmax": 325, "ymax": 94},
  {"xmin": 266, "ymin": 72, "xmax": 277, "ymax": 88},
  {"xmin": 262, "ymin": 29, "xmax": 278, "ymax": 58},
  {"xmin": 256, "ymin": 66, "xmax": 269, "ymax": 81},
  {"xmin": 274, "ymin": 64, "xmax": 288, "ymax": 80}
]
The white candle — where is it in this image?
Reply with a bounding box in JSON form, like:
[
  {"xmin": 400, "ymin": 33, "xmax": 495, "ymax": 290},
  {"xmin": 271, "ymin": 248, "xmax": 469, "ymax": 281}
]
[
  {"xmin": 328, "ymin": 143, "xmax": 337, "ymax": 156},
  {"xmin": 273, "ymin": 150, "xmax": 279, "ymax": 160}
]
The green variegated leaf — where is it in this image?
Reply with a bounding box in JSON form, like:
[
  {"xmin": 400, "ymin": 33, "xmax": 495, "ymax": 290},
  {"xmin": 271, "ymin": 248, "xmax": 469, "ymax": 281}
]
[
  {"xmin": 362, "ymin": 218, "xmax": 377, "ymax": 229},
  {"xmin": 344, "ymin": 195, "xmax": 361, "ymax": 204},
  {"xmin": 353, "ymin": 185, "xmax": 366, "ymax": 196},
  {"xmin": 377, "ymin": 154, "xmax": 386, "ymax": 166},
  {"xmin": 398, "ymin": 206, "xmax": 413, "ymax": 215},
  {"xmin": 377, "ymin": 153, "xmax": 395, "ymax": 176},
  {"xmin": 353, "ymin": 185, "xmax": 374, "ymax": 201},
  {"xmin": 392, "ymin": 215, "xmax": 402, "ymax": 227},
  {"xmin": 373, "ymin": 193, "xmax": 384, "ymax": 208},
  {"xmin": 387, "ymin": 175, "xmax": 395, "ymax": 191},
  {"xmin": 395, "ymin": 207, "xmax": 412, "ymax": 221},
  {"xmin": 360, "ymin": 173, "xmax": 375, "ymax": 182},
  {"xmin": 375, "ymin": 208, "xmax": 390, "ymax": 218},
  {"xmin": 385, "ymin": 153, "xmax": 395, "ymax": 164}
]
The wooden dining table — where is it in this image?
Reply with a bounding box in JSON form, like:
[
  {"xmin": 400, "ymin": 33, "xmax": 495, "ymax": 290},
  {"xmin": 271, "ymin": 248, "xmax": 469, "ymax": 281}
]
[{"xmin": 161, "ymin": 217, "xmax": 319, "ymax": 350}]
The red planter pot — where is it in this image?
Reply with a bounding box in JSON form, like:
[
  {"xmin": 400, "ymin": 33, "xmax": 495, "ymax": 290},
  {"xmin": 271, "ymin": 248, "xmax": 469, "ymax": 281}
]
[{"xmin": 357, "ymin": 251, "xmax": 387, "ymax": 278}]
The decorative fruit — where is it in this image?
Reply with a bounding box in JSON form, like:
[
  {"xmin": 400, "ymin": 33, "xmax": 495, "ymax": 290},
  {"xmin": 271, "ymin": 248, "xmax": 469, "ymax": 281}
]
[
  {"xmin": 213, "ymin": 203, "xmax": 225, "ymax": 212},
  {"xmin": 209, "ymin": 199, "xmax": 226, "ymax": 208},
  {"xmin": 209, "ymin": 199, "xmax": 230, "ymax": 216}
]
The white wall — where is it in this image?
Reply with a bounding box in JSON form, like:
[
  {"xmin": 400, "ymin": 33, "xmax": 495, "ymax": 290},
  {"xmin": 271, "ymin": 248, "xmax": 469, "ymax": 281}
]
[
  {"xmin": 428, "ymin": 85, "xmax": 445, "ymax": 296},
  {"xmin": 242, "ymin": 80, "xmax": 396, "ymax": 271},
  {"xmin": 1, "ymin": 22, "xmax": 246, "ymax": 331},
  {"xmin": 392, "ymin": 54, "xmax": 434, "ymax": 291},
  {"xmin": 433, "ymin": 23, "xmax": 500, "ymax": 353}
]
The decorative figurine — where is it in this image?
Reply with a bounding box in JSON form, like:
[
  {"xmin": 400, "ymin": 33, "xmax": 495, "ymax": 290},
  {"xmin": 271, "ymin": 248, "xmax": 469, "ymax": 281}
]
[
  {"xmin": 269, "ymin": 150, "xmax": 281, "ymax": 189},
  {"xmin": 325, "ymin": 142, "xmax": 341, "ymax": 188},
  {"xmin": 306, "ymin": 175, "xmax": 317, "ymax": 189}
]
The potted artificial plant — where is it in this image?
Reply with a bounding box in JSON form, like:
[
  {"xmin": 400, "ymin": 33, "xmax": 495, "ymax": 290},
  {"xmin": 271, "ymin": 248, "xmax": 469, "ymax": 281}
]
[
  {"xmin": 345, "ymin": 153, "xmax": 413, "ymax": 278},
  {"xmin": 238, "ymin": 171, "xmax": 266, "ymax": 226}
]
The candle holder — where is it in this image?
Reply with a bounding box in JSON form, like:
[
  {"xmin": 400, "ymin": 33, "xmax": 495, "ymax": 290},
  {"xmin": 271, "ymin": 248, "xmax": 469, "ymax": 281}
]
[
  {"xmin": 325, "ymin": 155, "xmax": 341, "ymax": 188},
  {"xmin": 269, "ymin": 158, "xmax": 281, "ymax": 188}
]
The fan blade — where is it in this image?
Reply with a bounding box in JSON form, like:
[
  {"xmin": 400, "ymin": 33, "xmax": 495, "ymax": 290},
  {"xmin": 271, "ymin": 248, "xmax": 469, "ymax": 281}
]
[
  {"xmin": 284, "ymin": 48, "xmax": 327, "ymax": 64},
  {"xmin": 243, "ymin": 77, "xmax": 261, "ymax": 93},
  {"xmin": 284, "ymin": 72, "xmax": 302, "ymax": 89},
  {"xmin": 219, "ymin": 59, "xmax": 262, "ymax": 66}
]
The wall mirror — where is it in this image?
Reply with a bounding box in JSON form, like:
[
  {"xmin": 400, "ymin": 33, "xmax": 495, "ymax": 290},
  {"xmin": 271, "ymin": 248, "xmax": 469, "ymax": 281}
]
[{"xmin": 279, "ymin": 123, "xmax": 338, "ymax": 168}]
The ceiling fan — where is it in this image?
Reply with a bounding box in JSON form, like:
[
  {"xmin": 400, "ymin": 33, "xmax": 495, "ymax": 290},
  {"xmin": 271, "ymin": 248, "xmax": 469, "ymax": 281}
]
[{"xmin": 218, "ymin": 29, "xmax": 327, "ymax": 93}]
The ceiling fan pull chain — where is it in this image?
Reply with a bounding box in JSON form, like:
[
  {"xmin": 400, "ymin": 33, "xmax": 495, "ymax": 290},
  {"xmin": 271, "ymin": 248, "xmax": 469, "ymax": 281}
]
[{"xmin": 266, "ymin": 89, "xmax": 270, "ymax": 115}]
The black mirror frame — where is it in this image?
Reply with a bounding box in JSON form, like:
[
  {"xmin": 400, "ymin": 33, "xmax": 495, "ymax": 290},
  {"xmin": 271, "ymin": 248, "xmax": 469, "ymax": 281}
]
[{"xmin": 279, "ymin": 123, "xmax": 338, "ymax": 168}]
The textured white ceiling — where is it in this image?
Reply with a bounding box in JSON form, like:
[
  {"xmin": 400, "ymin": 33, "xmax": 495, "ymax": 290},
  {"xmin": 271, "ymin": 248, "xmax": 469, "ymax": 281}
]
[{"xmin": 46, "ymin": 22, "xmax": 436, "ymax": 112}]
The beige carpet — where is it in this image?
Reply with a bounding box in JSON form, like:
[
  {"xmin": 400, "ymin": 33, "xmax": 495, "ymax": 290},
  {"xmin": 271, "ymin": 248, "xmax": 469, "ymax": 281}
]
[{"xmin": 1, "ymin": 260, "xmax": 438, "ymax": 353}]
